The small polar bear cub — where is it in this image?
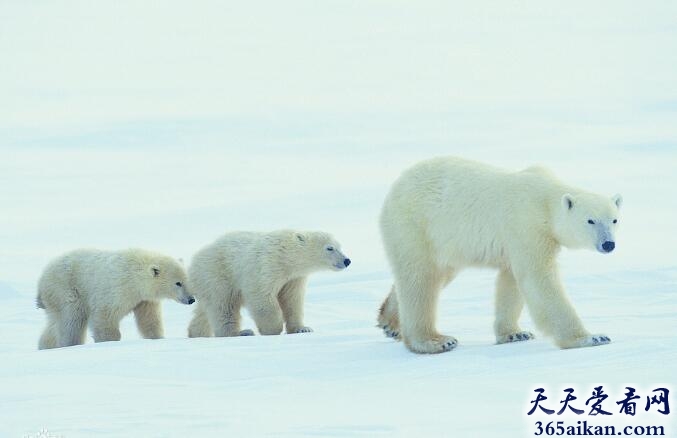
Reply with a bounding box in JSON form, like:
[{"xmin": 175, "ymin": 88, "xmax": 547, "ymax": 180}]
[
  {"xmin": 188, "ymin": 230, "xmax": 350, "ymax": 338},
  {"xmin": 37, "ymin": 248, "xmax": 195, "ymax": 350},
  {"xmin": 378, "ymin": 156, "xmax": 622, "ymax": 354}
]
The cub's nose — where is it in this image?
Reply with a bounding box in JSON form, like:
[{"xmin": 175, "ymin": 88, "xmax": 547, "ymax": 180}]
[
  {"xmin": 187, "ymin": 297, "xmax": 195, "ymax": 305},
  {"xmin": 602, "ymin": 241, "xmax": 615, "ymax": 253},
  {"xmin": 343, "ymin": 258, "xmax": 351, "ymax": 267}
]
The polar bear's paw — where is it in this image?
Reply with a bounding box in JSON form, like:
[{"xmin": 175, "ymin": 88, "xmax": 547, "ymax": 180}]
[
  {"xmin": 577, "ymin": 334, "xmax": 611, "ymax": 347},
  {"xmin": 380, "ymin": 324, "xmax": 401, "ymax": 340},
  {"xmin": 560, "ymin": 334, "xmax": 611, "ymax": 348},
  {"xmin": 239, "ymin": 329, "xmax": 255, "ymax": 336},
  {"xmin": 497, "ymin": 331, "xmax": 535, "ymax": 344},
  {"xmin": 289, "ymin": 326, "xmax": 313, "ymax": 334},
  {"xmin": 406, "ymin": 335, "xmax": 458, "ymax": 354}
]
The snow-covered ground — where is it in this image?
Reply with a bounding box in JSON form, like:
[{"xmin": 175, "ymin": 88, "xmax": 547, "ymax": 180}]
[{"xmin": 1, "ymin": 2, "xmax": 676, "ymax": 437}]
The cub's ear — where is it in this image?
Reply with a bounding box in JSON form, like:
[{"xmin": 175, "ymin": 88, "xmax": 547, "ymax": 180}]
[
  {"xmin": 561, "ymin": 193, "xmax": 575, "ymax": 211},
  {"xmin": 151, "ymin": 266, "xmax": 161, "ymax": 277},
  {"xmin": 612, "ymin": 194, "xmax": 623, "ymax": 209},
  {"xmin": 296, "ymin": 233, "xmax": 306, "ymax": 243}
]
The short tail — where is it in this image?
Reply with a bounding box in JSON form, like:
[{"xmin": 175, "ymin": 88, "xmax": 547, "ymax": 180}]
[
  {"xmin": 36, "ymin": 294, "xmax": 45, "ymax": 309},
  {"xmin": 187, "ymin": 302, "xmax": 213, "ymax": 338}
]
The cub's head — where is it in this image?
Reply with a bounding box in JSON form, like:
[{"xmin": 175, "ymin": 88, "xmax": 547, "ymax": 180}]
[
  {"xmin": 554, "ymin": 192, "xmax": 622, "ymax": 253},
  {"xmin": 149, "ymin": 258, "xmax": 195, "ymax": 305},
  {"xmin": 295, "ymin": 231, "xmax": 351, "ymax": 272}
]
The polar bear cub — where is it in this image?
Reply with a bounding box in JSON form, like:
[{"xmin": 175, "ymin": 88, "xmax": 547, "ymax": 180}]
[
  {"xmin": 37, "ymin": 248, "xmax": 195, "ymax": 349},
  {"xmin": 378, "ymin": 157, "xmax": 622, "ymax": 354},
  {"xmin": 188, "ymin": 230, "xmax": 350, "ymax": 337}
]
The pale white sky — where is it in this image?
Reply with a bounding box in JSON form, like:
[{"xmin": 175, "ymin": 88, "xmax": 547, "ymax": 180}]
[{"xmin": 2, "ymin": 1, "xmax": 676, "ymax": 130}]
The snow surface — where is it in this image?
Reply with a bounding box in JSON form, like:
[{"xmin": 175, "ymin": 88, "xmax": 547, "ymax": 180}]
[{"xmin": 1, "ymin": 1, "xmax": 676, "ymax": 437}]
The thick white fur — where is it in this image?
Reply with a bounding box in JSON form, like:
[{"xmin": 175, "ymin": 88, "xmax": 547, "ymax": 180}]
[
  {"xmin": 37, "ymin": 248, "xmax": 193, "ymax": 350},
  {"xmin": 378, "ymin": 157, "xmax": 622, "ymax": 354},
  {"xmin": 187, "ymin": 230, "xmax": 349, "ymax": 337}
]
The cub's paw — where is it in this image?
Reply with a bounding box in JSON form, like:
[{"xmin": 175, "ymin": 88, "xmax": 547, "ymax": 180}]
[
  {"xmin": 239, "ymin": 329, "xmax": 255, "ymax": 336},
  {"xmin": 580, "ymin": 334, "xmax": 611, "ymax": 347},
  {"xmin": 560, "ymin": 334, "xmax": 611, "ymax": 348},
  {"xmin": 380, "ymin": 324, "xmax": 401, "ymax": 340},
  {"xmin": 289, "ymin": 326, "xmax": 313, "ymax": 334},
  {"xmin": 406, "ymin": 335, "xmax": 458, "ymax": 354},
  {"xmin": 497, "ymin": 331, "xmax": 535, "ymax": 344}
]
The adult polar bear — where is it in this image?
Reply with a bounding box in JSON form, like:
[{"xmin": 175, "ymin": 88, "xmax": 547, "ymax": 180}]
[
  {"xmin": 188, "ymin": 230, "xmax": 351, "ymax": 337},
  {"xmin": 37, "ymin": 248, "xmax": 195, "ymax": 349},
  {"xmin": 378, "ymin": 157, "xmax": 622, "ymax": 354}
]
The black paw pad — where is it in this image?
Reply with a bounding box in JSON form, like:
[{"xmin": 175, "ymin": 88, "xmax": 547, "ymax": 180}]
[
  {"xmin": 382, "ymin": 325, "xmax": 399, "ymax": 338},
  {"xmin": 441, "ymin": 340, "xmax": 457, "ymax": 351},
  {"xmin": 592, "ymin": 335, "xmax": 611, "ymax": 344}
]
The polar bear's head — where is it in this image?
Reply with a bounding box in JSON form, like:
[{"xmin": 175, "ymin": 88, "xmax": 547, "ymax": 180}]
[
  {"xmin": 149, "ymin": 258, "xmax": 195, "ymax": 305},
  {"xmin": 295, "ymin": 231, "xmax": 351, "ymax": 272},
  {"xmin": 553, "ymin": 192, "xmax": 622, "ymax": 253}
]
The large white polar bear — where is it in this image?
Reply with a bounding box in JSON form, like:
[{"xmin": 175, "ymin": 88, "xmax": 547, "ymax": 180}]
[
  {"xmin": 378, "ymin": 157, "xmax": 622, "ymax": 354},
  {"xmin": 37, "ymin": 248, "xmax": 195, "ymax": 349},
  {"xmin": 188, "ymin": 230, "xmax": 350, "ymax": 337}
]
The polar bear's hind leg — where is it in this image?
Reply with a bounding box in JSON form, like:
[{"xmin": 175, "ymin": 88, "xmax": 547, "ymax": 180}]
[
  {"xmin": 396, "ymin": 264, "xmax": 458, "ymax": 354},
  {"xmin": 378, "ymin": 286, "xmax": 401, "ymax": 339}
]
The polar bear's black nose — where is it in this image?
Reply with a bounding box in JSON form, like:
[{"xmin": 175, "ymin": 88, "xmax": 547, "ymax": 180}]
[
  {"xmin": 187, "ymin": 297, "xmax": 195, "ymax": 305},
  {"xmin": 343, "ymin": 258, "xmax": 351, "ymax": 267},
  {"xmin": 602, "ymin": 241, "xmax": 615, "ymax": 253}
]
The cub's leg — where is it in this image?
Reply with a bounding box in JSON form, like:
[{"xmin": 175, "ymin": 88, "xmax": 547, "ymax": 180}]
[
  {"xmin": 246, "ymin": 283, "xmax": 284, "ymax": 335},
  {"xmin": 90, "ymin": 310, "xmax": 122, "ymax": 343},
  {"xmin": 56, "ymin": 303, "xmax": 88, "ymax": 347},
  {"xmin": 38, "ymin": 311, "xmax": 59, "ymax": 350},
  {"xmin": 188, "ymin": 302, "xmax": 213, "ymax": 337},
  {"xmin": 208, "ymin": 288, "xmax": 249, "ymax": 337},
  {"xmin": 134, "ymin": 301, "xmax": 164, "ymax": 339},
  {"xmin": 278, "ymin": 278, "xmax": 312, "ymax": 334}
]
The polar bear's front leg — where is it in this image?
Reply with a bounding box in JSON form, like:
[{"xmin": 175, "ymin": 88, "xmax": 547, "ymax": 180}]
[
  {"xmin": 134, "ymin": 301, "xmax": 164, "ymax": 339},
  {"xmin": 247, "ymin": 292, "xmax": 284, "ymax": 335},
  {"xmin": 278, "ymin": 278, "xmax": 312, "ymax": 334},
  {"xmin": 494, "ymin": 269, "xmax": 534, "ymax": 344},
  {"xmin": 514, "ymin": 258, "xmax": 610, "ymax": 349}
]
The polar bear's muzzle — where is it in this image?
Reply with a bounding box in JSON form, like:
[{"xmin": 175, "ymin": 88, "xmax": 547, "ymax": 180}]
[
  {"xmin": 597, "ymin": 240, "xmax": 615, "ymax": 254},
  {"xmin": 178, "ymin": 294, "xmax": 196, "ymax": 305},
  {"xmin": 334, "ymin": 257, "xmax": 351, "ymax": 270}
]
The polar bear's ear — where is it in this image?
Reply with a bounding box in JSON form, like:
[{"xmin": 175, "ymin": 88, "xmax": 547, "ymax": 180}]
[
  {"xmin": 296, "ymin": 233, "xmax": 306, "ymax": 243},
  {"xmin": 561, "ymin": 194, "xmax": 575, "ymax": 211},
  {"xmin": 151, "ymin": 266, "xmax": 161, "ymax": 277},
  {"xmin": 612, "ymin": 194, "xmax": 623, "ymax": 209}
]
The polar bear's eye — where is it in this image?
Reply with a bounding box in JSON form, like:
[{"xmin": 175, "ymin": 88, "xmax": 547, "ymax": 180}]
[
  {"xmin": 326, "ymin": 246, "xmax": 334, "ymax": 252},
  {"xmin": 613, "ymin": 219, "xmax": 618, "ymax": 224},
  {"xmin": 587, "ymin": 220, "xmax": 595, "ymax": 225},
  {"xmin": 176, "ymin": 282, "xmax": 182, "ymax": 287}
]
